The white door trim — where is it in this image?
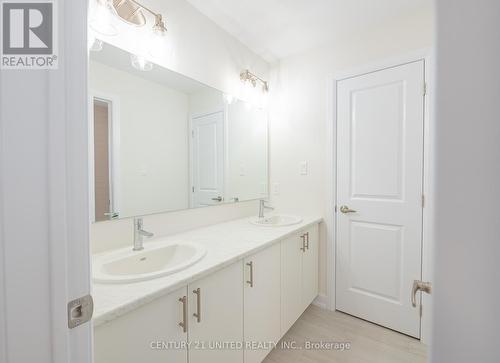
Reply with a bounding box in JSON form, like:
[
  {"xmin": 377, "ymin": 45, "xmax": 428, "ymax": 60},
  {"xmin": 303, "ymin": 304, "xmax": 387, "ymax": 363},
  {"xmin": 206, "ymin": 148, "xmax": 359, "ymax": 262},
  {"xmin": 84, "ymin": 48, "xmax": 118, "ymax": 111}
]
[
  {"xmin": 326, "ymin": 48, "xmax": 434, "ymax": 343},
  {"xmin": 88, "ymin": 92, "xmax": 122, "ymax": 222},
  {"xmin": 49, "ymin": 1, "xmax": 93, "ymax": 362}
]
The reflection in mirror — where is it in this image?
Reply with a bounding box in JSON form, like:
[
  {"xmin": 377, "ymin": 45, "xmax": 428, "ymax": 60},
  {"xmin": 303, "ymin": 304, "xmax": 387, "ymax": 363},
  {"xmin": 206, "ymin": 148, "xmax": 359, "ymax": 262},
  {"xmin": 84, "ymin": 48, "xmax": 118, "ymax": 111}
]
[{"xmin": 89, "ymin": 42, "xmax": 268, "ymax": 222}]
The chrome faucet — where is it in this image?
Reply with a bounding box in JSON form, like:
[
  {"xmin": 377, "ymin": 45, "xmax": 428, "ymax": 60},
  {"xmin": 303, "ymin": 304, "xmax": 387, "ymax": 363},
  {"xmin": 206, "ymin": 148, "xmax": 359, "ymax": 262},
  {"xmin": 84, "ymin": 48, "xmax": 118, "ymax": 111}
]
[
  {"xmin": 258, "ymin": 199, "xmax": 274, "ymax": 219},
  {"xmin": 133, "ymin": 218, "xmax": 154, "ymax": 251}
]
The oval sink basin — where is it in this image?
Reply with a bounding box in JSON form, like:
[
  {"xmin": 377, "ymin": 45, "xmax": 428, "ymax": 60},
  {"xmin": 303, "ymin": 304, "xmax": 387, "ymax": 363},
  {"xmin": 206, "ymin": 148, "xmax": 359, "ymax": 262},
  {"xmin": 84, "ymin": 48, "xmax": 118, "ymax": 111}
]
[
  {"xmin": 251, "ymin": 215, "xmax": 303, "ymax": 227},
  {"xmin": 93, "ymin": 242, "xmax": 206, "ymax": 284}
]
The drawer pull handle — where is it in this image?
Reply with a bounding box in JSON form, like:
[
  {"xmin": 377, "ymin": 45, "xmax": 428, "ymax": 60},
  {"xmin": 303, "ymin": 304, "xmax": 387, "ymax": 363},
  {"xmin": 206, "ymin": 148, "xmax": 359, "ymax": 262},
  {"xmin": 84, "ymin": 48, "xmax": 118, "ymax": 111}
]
[
  {"xmin": 246, "ymin": 261, "xmax": 254, "ymax": 287},
  {"xmin": 193, "ymin": 288, "xmax": 201, "ymax": 323},
  {"xmin": 178, "ymin": 296, "xmax": 187, "ymax": 333},
  {"xmin": 300, "ymin": 234, "xmax": 306, "ymax": 252}
]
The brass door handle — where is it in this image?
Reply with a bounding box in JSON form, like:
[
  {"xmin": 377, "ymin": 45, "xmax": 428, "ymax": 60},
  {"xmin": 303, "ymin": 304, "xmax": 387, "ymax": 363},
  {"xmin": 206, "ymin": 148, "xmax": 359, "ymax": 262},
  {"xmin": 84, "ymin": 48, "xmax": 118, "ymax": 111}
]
[
  {"xmin": 411, "ymin": 280, "xmax": 432, "ymax": 307},
  {"xmin": 178, "ymin": 296, "xmax": 187, "ymax": 333},
  {"xmin": 340, "ymin": 205, "xmax": 357, "ymax": 214},
  {"xmin": 246, "ymin": 261, "xmax": 254, "ymax": 287},
  {"xmin": 211, "ymin": 196, "xmax": 223, "ymax": 202},
  {"xmin": 193, "ymin": 288, "xmax": 201, "ymax": 322}
]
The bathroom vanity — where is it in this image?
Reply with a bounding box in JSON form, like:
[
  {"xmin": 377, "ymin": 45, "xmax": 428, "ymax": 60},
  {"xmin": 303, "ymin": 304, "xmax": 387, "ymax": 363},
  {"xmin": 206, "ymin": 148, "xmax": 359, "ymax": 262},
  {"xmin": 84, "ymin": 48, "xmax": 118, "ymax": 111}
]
[
  {"xmin": 93, "ymin": 216, "xmax": 321, "ymax": 363},
  {"xmin": 88, "ymin": 39, "xmax": 320, "ymax": 363}
]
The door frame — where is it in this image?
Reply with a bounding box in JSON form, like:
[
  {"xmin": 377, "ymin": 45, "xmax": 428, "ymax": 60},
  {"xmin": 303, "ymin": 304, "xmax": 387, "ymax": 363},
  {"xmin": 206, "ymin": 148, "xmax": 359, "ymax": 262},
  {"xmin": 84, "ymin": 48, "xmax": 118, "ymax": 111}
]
[
  {"xmin": 325, "ymin": 49, "xmax": 434, "ymax": 343},
  {"xmin": 88, "ymin": 92, "xmax": 122, "ymax": 222}
]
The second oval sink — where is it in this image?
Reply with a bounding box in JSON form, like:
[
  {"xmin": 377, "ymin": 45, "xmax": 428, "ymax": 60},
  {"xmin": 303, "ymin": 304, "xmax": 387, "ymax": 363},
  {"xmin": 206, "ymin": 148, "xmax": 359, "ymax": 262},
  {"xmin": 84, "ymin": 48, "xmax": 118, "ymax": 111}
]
[
  {"xmin": 93, "ymin": 242, "xmax": 206, "ymax": 284},
  {"xmin": 251, "ymin": 215, "xmax": 303, "ymax": 227}
]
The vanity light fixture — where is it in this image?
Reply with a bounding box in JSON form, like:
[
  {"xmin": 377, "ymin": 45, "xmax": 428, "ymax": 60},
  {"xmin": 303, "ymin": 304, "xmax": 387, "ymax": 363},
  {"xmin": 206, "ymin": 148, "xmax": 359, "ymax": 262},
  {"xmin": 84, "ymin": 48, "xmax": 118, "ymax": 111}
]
[
  {"xmin": 88, "ymin": 32, "xmax": 104, "ymax": 52},
  {"xmin": 90, "ymin": 0, "xmax": 118, "ymax": 36},
  {"xmin": 130, "ymin": 54, "xmax": 153, "ymax": 71},
  {"xmin": 112, "ymin": 0, "xmax": 167, "ymax": 36},
  {"xmin": 240, "ymin": 69, "xmax": 269, "ymax": 93}
]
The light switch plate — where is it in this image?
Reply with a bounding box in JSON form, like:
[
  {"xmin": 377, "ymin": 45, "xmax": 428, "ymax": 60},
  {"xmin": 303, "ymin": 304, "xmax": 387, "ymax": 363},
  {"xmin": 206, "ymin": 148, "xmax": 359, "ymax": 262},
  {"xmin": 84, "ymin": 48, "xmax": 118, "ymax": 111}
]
[
  {"xmin": 300, "ymin": 161, "xmax": 308, "ymax": 175},
  {"xmin": 273, "ymin": 183, "xmax": 280, "ymax": 195}
]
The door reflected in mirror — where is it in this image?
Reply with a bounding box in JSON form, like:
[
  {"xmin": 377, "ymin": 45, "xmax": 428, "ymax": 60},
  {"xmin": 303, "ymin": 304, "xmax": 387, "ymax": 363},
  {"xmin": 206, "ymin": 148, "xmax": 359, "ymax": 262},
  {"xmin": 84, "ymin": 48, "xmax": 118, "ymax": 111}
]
[{"xmin": 89, "ymin": 42, "xmax": 268, "ymax": 222}]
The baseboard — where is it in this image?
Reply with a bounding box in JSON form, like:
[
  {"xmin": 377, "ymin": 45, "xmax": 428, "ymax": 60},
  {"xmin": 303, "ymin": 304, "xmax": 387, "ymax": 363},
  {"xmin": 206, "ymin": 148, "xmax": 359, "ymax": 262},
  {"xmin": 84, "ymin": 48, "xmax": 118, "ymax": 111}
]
[{"xmin": 312, "ymin": 294, "xmax": 328, "ymax": 310}]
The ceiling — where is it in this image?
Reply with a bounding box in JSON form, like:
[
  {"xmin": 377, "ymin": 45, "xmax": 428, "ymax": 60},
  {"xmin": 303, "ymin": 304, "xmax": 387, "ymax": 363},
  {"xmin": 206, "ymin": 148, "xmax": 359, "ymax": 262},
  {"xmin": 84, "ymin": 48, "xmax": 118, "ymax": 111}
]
[{"xmin": 186, "ymin": 0, "xmax": 433, "ymax": 62}]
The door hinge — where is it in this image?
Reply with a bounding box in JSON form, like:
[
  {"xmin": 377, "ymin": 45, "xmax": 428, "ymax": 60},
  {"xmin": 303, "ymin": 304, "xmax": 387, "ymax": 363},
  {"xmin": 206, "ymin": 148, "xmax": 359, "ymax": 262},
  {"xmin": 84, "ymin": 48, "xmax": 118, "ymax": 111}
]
[
  {"xmin": 420, "ymin": 304, "xmax": 423, "ymax": 317},
  {"xmin": 423, "ymin": 82, "xmax": 427, "ymax": 96},
  {"xmin": 334, "ymin": 205, "xmax": 337, "ymax": 213},
  {"xmin": 422, "ymin": 195, "xmax": 425, "ymax": 208},
  {"xmin": 192, "ymin": 186, "xmax": 195, "ymax": 193},
  {"xmin": 191, "ymin": 130, "xmax": 195, "ymax": 137},
  {"xmin": 68, "ymin": 294, "xmax": 94, "ymax": 329}
]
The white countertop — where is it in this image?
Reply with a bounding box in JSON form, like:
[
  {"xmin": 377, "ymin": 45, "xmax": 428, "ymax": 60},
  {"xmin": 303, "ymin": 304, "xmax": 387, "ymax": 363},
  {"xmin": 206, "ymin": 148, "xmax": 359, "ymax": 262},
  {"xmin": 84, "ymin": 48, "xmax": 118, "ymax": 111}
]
[{"xmin": 92, "ymin": 215, "xmax": 322, "ymax": 327}]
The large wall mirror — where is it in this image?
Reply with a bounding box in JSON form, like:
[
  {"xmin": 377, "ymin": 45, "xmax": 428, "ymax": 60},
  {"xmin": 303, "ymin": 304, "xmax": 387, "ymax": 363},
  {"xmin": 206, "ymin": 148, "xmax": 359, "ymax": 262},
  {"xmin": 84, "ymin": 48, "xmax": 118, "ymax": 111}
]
[{"xmin": 89, "ymin": 42, "xmax": 268, "ymax": 222}]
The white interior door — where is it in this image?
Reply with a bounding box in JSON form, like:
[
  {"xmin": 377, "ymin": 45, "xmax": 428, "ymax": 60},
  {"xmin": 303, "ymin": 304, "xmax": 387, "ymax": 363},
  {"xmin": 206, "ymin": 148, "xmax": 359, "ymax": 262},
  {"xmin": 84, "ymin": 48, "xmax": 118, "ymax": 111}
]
[
  {"xmin": 191, "ymin": 112, "xmax": 225, "ymax": 207},
  {"xmin": 336, "ymin": 61, "xmax": 425, "ymax": 338}
]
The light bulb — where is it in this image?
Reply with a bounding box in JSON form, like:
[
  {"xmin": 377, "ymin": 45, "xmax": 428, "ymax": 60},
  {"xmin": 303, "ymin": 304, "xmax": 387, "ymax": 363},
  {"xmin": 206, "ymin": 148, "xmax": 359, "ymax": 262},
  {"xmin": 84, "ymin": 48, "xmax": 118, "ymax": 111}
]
[
  {"xmin": 88, "ymin": 34, "xmax": 103, "ymax": 52},
  {"xmin": 223, "ymin": 93, "xmax": 235, "ymax": 105},
  {"xmin": 89, "ymin": 0, "xmax": 117, "ymax": 36},
  {"xmin": 130, "ymin": 54, "xmax": 153, "ymax": 71}
]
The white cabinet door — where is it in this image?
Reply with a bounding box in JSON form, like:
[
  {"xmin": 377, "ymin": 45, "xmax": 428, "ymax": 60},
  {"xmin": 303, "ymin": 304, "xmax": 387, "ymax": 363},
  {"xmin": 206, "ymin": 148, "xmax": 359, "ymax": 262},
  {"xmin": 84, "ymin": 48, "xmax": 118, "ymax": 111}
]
[
  {"xmin": 244, "ymin": 243, "xmax": 281, "ymax": 363},
  {"xmin": 281, "ymin": 233, "xmax": 304, "ymax": 334},
  {"xmin": 302, "ymin": 224, "xmax": 319, "ymax": 310},
  {"xmin": 188, "ymin": 262, "xmax": 244, "ymax": 363},
  {"xmin": 336, "ymin": 61, "xmax": 424, "ymax": 338},
  {"xmin": 94, "ymin": 287, "xmax": 188, "ymax": 363}
]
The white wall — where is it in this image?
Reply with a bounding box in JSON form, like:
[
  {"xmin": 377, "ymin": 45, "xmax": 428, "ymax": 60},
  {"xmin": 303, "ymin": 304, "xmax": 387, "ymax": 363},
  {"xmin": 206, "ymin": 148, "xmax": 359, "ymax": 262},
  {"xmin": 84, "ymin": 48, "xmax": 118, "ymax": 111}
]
[
  {"xmin": 431, "ymin": 1, "xmax": 500, "ymax": 362},
  {"xmin": 89, "ymin": 0, "xmax": 270, "ymax": 253},
  {"xmin": 90, "ymin": 60, "xmax": 190, "ymax": 218},
  {"xmin": 90, "ymin": 0, "xmax": 268, "ymax": 103},
  {"xmin": 268, "ymin": 8, "xmax": 434, "ymax": 296},
  {"xmin": 226, "ymin": 101, "xmax": 268, "ymax": 201}
]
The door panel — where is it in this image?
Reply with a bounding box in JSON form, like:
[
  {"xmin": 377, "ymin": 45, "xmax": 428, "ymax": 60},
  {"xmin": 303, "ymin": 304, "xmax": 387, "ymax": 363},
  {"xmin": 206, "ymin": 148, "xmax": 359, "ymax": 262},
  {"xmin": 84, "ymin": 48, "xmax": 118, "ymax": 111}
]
[
  {"xmin": 94, "ymin": 287, "xmax": 188, "ymax": 363},
  {"xmin": 244, "ymin": 244, "xmax": 281, "ymax": 363},
  {"xmin": 336, "ymin": 61, "xmax": 425, "ymax": 338},
  {"xmin": 302, "ymin": 224, "xmax": 319, "ymax": 310},
  {"xmin": 188, "ymin": 262, "xmax": 243, "ymax": 363},
  {"xmin": 191, "ymin": 111, "xmax": 225, "ymax": 207},
  {"xmin": 281, "ymin": 234, "xmax": 303, "ymax": 334}
]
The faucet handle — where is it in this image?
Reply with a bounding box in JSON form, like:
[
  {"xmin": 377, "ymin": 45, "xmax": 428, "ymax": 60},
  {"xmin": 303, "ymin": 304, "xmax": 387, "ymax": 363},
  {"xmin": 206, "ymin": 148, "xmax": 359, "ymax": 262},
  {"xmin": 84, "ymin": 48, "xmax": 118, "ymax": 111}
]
[
  {"xmin": 261, "ymin": 199, "xmax": 274, "ymax": 209},
  {"xmin": 134, "ymin": 217, "xmax": 143, "ymax": 229}
]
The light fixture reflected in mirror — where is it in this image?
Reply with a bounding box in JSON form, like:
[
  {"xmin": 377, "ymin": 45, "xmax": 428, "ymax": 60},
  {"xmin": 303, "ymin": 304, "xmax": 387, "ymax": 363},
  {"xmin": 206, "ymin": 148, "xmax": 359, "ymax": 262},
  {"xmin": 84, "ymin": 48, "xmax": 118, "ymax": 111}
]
[
  {"xmin": 130, "ymin": 54, "xmax": 153, "ymax": 71},
  {"xmin": 224, "ymin": 93, "xmax": 235, "ymax": 105},
  {"xmin": 88, "ymin": 33, "xmax": 104, "ymax": 52}
]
